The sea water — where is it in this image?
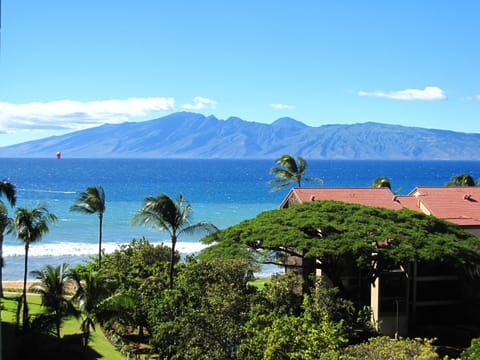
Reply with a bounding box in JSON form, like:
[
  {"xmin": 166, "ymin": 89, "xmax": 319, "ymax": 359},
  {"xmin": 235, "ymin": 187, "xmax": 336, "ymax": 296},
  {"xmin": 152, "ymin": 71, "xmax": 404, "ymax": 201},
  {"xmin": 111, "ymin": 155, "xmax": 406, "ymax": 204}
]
[{"xmin": 1, "ymin": 158, "xmax": 480, "ymax": 280}]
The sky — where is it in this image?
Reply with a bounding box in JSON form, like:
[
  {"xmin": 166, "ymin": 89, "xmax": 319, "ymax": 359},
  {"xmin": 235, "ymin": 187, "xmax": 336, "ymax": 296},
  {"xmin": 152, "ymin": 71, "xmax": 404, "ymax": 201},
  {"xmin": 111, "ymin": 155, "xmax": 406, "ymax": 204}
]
[{"xmin": 0, "ymin": 1, "xmax": 479, "ymax": 146}]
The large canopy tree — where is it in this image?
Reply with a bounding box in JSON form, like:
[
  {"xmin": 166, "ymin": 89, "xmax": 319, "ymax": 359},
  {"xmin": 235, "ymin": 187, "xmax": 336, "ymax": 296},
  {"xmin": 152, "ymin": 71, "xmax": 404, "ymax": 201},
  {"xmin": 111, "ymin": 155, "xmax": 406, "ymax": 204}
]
[
  {"xmin": 70, "ymin": 186, "xmax": 106, "ymax": 269},
  {"xmin": 202, "ymin": 201, "xmax": 480, "ymax": 295},
  {"xmin": 268, "ymin": 155, "xmax": 322, "ymax": 191}
]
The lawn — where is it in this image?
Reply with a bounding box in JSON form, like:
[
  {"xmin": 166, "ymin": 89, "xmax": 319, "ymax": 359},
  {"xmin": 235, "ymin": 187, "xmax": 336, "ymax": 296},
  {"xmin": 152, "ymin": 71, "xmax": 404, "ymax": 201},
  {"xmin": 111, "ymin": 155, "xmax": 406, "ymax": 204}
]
[{"xmin": 1, "ymin": 293, "xmax": 125, "ymax": 359}]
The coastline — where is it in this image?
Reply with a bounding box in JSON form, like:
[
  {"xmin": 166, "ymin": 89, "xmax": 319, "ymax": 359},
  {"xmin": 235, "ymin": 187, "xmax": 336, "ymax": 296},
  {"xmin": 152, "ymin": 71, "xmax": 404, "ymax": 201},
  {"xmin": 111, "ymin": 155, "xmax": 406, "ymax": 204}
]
[{"xmin": 2, "ymin": 281, "xmax": 34, "ymax": 291}]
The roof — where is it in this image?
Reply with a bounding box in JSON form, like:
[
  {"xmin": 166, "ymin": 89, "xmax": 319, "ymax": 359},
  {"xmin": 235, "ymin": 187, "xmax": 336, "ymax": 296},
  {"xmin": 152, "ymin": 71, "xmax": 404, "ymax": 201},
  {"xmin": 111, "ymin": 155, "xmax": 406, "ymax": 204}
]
[
  {"xmin": 409, "ymin": 187, "xmax": 480, "ymax": 226},
  {"xmin": 280, "ymin": 187, "xmax": 407, "ymax": 211},
  {"xmin": 280, "ymin": 186, "xmax": 480, "ymax": 227}
]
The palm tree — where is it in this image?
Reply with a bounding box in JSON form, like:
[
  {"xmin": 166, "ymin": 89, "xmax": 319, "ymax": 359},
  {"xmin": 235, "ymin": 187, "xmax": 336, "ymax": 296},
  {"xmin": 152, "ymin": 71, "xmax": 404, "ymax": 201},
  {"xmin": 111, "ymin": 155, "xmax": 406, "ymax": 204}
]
[
  {"xmin": 8, "ymin": 205, "xmax": 57, "ymax": 331},
  {"xmin": 132, "ymin": 193, "xmax": 218, "ymax": 289},
  {"xmin": 0, "ymin": 180, "xmax": 16, "ymax": 298},
  {"xmin": 70, "ymin": 186, "xmax": 106, "ymax": 269},
  {"xmin": 0, "ymin": 179, "xmax": 17, "ymax": 208},
  {"xmin": 70, "ymin": 269, "xmax": 132, "ymax": 349},
  {"xmin": 0, "ymin": 203, "xmax": 12, "ymax": 297},
  {"xmin": 268, "ymin": 154, "xmax": 322, "ymax": 191},
  {"xmin": 29, "ymin": 263, "xmax": 76, "ymax": 338},
  {"xmin": 371, "ymin": 177, "xmax": 392, "ymax": 189},
  {"xmin": 446, "ymin": 173, "xmax": 476, "ymax": 187}
]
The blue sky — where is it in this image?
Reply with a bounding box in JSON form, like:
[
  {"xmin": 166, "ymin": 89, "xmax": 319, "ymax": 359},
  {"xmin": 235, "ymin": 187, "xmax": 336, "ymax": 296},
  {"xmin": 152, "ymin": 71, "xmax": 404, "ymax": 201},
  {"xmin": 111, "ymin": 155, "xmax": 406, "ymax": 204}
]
[{"xmin": 0, "ymin": 1, "xmax": 479, "ymax": 146}]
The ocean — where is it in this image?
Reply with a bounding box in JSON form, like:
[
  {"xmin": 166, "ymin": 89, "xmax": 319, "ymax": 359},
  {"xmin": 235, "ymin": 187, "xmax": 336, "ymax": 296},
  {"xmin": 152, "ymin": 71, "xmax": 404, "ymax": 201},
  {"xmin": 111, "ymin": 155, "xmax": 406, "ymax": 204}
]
[{"xmin": 1, "ymin": 158, "xmax": 480, "ymax": 281}]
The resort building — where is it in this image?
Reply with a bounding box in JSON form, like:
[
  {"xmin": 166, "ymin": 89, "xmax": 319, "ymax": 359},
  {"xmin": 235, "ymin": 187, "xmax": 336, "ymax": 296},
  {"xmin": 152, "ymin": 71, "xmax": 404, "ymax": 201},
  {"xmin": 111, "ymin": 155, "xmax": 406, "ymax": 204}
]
[{"xmin": 280, "ymin": 186, "xmax": 480, "ymax": 341}]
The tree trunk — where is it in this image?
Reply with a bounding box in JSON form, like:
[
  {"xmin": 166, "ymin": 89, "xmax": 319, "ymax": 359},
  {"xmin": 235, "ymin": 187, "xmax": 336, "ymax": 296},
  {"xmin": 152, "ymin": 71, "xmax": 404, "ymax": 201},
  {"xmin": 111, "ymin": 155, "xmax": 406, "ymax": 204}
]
[
  {"xmin": 22, "ymin": 243, "xmax": 30, "ymax": 331},
  {"xmin": 98, "ymin": 213, "xmax": 103, "ymax": 269},
  {"xmin": 0, "ymin": 234, "xmax": 3, "ymax": 298},
  {"xmin": 169, "ymin": 235, "xmax": 176, "ymax": 289}
]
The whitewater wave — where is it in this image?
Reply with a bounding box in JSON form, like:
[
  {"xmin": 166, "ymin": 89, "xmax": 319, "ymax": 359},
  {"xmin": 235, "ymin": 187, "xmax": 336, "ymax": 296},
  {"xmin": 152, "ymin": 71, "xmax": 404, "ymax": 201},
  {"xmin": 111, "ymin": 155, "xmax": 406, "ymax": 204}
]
[{"xmin": 3, "ymin": 241, "xmax": 210, "ymax": 257}]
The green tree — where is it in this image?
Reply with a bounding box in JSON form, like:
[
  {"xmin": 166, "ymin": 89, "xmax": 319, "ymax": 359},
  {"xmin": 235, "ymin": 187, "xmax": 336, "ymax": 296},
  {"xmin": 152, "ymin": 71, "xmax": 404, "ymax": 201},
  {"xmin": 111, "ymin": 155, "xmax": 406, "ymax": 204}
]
[
  {"xmin": 0, "ymin": 179, "xmax": 17, "ymax": 208},
  {"xmin": 132, "ymin": 193, "xmax": 218, "ymax": 289},
  {"xmin": 268, "ymin": 154, "xmax": 322, "ymax": 191},
  {"xmin": 462, "ymin": 337, "xmax": 480, "ymax": 359},
  {"xmin": 70, "ymin": 185, "xmax": 106, "ymax": 268},
  {"xmin": 202, "ymin": 200, "xmax": 480, "ymax": 295},
  {"xmin": 70, "ymin": 269, "xmax": 132, "ymax": 348},
  {"xmin": 446, "ymin": 173, "xmax": 476, "ymax": 187},
  {"xmin": 0, "ymin": 180, "xmax": 16, "ymax": 298},
  {"xmin": 29, "ymin": 263, "xmax": 77, "ymax": 338},
  {"xmin": 342, "ymin": 336, "xmax": 440, "ymax": 359},
  {"xmin": 0, "ymin": 203, "xmax": 11, "ymax": 298},
  {"xmin": 149, "ymin": 259, "xmax": 255, "ymax": 360},
  {"xmin": 8, "ymin": 205, "xmax": 57, "ymax": 331},
  {"xmin": 239, "ymin": 277, "xmax": 372, "ymax": 360},
  {"xmin": 101, "ymin": 237, "xmax": 174, "ymax": 336}
]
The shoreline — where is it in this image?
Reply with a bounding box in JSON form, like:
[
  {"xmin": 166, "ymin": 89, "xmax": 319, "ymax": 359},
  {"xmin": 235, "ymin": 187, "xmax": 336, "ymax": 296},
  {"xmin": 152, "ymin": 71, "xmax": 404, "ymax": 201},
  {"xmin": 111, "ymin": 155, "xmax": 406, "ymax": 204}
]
[{"xmin": 2, "ymin": 281, "xmax": 34, "ymax": 290}]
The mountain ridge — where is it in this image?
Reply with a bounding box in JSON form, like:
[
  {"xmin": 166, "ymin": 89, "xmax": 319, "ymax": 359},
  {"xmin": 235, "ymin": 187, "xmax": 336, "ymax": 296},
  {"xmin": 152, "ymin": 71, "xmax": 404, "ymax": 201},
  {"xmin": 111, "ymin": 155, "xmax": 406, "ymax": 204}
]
[{"xmin": 1, "ymin": 112, "xmax": 479, "ymax": 160}]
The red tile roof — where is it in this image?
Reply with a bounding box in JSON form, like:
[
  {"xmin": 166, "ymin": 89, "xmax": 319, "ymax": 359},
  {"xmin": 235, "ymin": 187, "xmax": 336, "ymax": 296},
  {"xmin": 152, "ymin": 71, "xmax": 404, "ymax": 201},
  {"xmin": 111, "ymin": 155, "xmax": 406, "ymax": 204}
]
[
  {"xmin": 280, "ymin": 186, "xmax": 480, "ymax": 227},
  {"xmin": 409, "ymin": 187, "xmax": 480, "ymax": 226},
  {"xmin": 280, "ymin": 187, "xmax": 407, "ymax": 211}
]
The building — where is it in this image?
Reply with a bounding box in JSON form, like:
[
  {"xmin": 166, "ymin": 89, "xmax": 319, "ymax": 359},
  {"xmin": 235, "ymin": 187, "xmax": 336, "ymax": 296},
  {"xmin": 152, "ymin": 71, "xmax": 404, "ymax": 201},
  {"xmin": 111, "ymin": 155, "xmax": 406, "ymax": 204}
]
[{"xmin": 280, "ymin": 186, "xmax": 480, "ymax": 342}]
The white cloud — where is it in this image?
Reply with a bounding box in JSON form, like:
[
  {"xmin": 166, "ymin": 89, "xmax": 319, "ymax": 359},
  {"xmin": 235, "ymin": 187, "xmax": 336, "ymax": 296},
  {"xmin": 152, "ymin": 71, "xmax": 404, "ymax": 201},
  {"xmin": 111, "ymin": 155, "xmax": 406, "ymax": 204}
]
[
  {"xmin": 0, "ymin": 97, "xmax": 175, "ymax": 132},
  {"xmin": 181, "ymin": 96, "xmax": 217, "ymax": 110},
  {"xmin": 476, "ymin": 95, "xmax": 480, "ymax": 101},
  {"xmin": 270, "ymin": 103, "xmax": 295, "ymax": 110},
  {"xmin": 358, "ymin": 86, "xmax": 447, "ymax": 101}
]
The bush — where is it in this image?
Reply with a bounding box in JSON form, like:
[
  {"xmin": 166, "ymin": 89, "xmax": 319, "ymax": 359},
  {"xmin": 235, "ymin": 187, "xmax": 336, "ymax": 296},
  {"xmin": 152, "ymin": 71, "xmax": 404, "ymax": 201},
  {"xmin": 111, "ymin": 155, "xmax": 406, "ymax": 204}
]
[
  {"xmin": 461, "ymin": 337, "xmax": 480, "ymax": 360},
  {"xmin": 342, "ymin": 336, "xmax": 441, "ymax": 360}
]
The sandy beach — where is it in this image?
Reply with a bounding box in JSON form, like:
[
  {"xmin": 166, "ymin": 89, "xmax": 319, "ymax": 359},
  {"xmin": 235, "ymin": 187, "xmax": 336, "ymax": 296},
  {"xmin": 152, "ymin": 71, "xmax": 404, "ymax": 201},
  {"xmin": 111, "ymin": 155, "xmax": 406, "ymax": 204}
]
[{"xmin": 2, "ymin": 281, "xmax": 34, "ymax": 291}]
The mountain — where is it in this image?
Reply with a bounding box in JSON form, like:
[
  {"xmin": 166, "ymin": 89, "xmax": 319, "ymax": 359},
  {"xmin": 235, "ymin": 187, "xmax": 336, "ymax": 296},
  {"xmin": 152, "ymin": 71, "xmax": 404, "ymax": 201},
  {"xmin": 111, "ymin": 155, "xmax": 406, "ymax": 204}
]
[{"xmin": 1, "ymin": 112, "xmax": 480, "ymax": 159}]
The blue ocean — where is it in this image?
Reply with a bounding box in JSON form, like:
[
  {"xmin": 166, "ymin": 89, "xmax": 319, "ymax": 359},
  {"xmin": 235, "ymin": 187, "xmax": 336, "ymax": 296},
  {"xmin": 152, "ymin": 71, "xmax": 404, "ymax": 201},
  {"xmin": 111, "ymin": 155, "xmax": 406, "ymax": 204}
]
[{"xmin": 1, "ymin": 158, "xmax": 480, "ymax": 280}]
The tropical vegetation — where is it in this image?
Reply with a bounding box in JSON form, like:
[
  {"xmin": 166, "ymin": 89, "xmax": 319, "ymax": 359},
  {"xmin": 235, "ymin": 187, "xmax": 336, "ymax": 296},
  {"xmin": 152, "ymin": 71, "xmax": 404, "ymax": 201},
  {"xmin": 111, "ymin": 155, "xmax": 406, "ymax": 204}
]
[
  {"xmin": 268, "ymin": 154, "xmax": 322, "ymax": 191},
  {"xmin": 29, "ymin": 263, "xmax": 76, "ymax": 338},
  {"xmin": 202, "ymin": 200, "xmax": 480, "ymax": 296},
  {"xmin": 446, "ymin": 173, "xmax": 479, "ymax": 186},
  {"xmin": 70, "ymin": 185, "xmax": 106, "ymax": 268},
  {"xmin": 4, "ymin": 169, "xmax": 480, "ymax": 359},
  {"xmin": 8, "ymin": 204, "xmax": 57, "ymax": 331},
  {"xmin": 0, "ymin": 179, "xmax": 16, "ymax": 297},
  {"xmin": 132, "ymin": 193, "xmax": 218, "ymax": 289}
]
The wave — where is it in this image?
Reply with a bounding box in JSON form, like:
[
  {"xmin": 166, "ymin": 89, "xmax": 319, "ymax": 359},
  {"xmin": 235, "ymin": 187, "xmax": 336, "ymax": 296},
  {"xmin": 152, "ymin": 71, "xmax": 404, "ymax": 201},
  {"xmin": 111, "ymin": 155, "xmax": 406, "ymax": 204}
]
[{"xmin": 3, "ymin": 241, "xmax": 209, "ymax": 257}]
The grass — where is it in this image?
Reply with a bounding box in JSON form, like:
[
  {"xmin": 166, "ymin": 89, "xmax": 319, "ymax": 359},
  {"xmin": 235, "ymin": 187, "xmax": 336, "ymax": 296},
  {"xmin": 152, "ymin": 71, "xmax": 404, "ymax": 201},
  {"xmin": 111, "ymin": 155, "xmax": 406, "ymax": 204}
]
[
  {"xmin": 1, "ymin": 293, "xmax": 125, "ymax": 359},
  {"xmin": 249, "ymin": 277, "xmax": 271, "ymax": 289}
]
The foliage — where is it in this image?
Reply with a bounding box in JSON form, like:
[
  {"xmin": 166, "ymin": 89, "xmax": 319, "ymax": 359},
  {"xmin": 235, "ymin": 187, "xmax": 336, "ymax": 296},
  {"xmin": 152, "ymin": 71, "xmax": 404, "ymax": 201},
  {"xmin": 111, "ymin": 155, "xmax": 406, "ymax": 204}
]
[
  {"xmin": 149, "ymin": 259, "xmax": 255, "ymax": 360},
  {"xmin": 461, "ymin": 336, "xmax": 480, "ymax": 359},
  {"xmin": 70, "ymin": 185, "xmax": 106, "ymax": 268},
  {"xmin": 268, "ymin": 154, "xmax": 322, "ymax": 191},
  {"xmin": 202, "ymin": 200, "xmax": 480, "ymax": 294},
  {"xmin": 1, "ymin": 295, "xmax": 125, "ymax": 359},
  {"xmin": 0, "ymin": 179, "xmax": 17, "ymax": 207},
  {"xmin": 0, "ymin": 180, "xmax": 16, "ymax": 297},
  {"xmin": 0, "ymin": 202, "xmax": 12, "ymax": 297},
  {"xmin": 239, "ymin": 276, "xmax": 374, "ymax": 360},
  {"xmin": 70, "ymin": 269, "xmax": 134, "ymax": 348},
  {"xmin": 29, "ymin": 263, "xmax": 78, "ymax": 337},
  {"xmin": 341, "ymin": 336, "xmax": 441, "ymax": 359},
  {"xmin": 371, "ymin": 176, "xmax": 392, "ymax": 189},
  {"xmin": 446, "ymin": 173, "xmax": 477, "ymax": 187},
  {"xmin": 101, "ymin": 237, "xmax": 173, "ymax": 335},
  {"xmin": 8, "ymin": 204, "xmax": 57, "ymax": 331},
  {"xmin": 132, "ymin": 193, "xmax": 218, "ymax": 289}
]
